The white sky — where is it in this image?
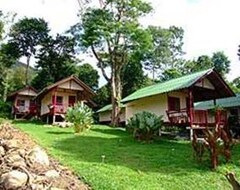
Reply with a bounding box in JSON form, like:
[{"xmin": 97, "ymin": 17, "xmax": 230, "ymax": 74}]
[{"xmin": 1, "ymin": 0, "xmax": 240, "ymax": 85}]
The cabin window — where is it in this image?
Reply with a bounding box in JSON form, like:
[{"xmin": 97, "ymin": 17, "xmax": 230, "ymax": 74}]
[
  {"xmin": 56, "ymin": 96, "xmax": 63, "ymax": 105},
  {"xmin": 168, "ymin": 96, "xmax": 180, "ymax": 111},
  {"xmin": 68, "ymin": 96, "xmax": 76, "ymax": 106},
  {"xmin": 17, "ymin": 99, "xmax": 25, "ymax": 107}
]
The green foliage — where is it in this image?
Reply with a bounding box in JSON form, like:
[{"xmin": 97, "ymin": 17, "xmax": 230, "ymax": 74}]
[
  {"xmin": 9, "ymin": 17, "xmax": 49, "ymax": 57},
  {"xmin": 8, "ymin": 17, "xmax": 49, "ymax": 85},
  {"xmin": 0, "ymin": 100, "xmax": 11, "ymax": 118},
  {"xmin": 121, "ymin": 53, "xmax": 151, "ymax": 97},
  {"xmin": 229, "ymin": 76, "xmax": 240, "ymax": 93},
  {"xmin": 212, "ymin": 51, "xmax": 230, "ymax": 76},
  {"xmin": 66, "ymin": 103, "xmax": 94, "ymax": 133},
  {"xmin": 144, "ymin": 25, "xmax": 185, "ymax": 80},
  {"xmin": 70, "ymin": 0, "xmax": 153, "ymax": 125},
  {"xmin": 94, "ymin": 84, "xmax": 111, "ymax": 109},
  {"xmin": 183, "ymin": 52, "xmax": 230, "ymax": 78},
  {"xmin": 160, "ymin": 68, "xmax": 182, "ymax": 81},
  {"xmin": 127, "ymin": 111, "xmax": 163, "ymax": 142},
  {"xmin": 32, "ymin": 35, "xmax": 77, "ymax": 90},
  {"xmin": 77, "ymin": 63, "xmax": 99, "ymax": 91},
  {"xmin": 8, "ymin": 65, "xmax": 35, "ymax": 93}
]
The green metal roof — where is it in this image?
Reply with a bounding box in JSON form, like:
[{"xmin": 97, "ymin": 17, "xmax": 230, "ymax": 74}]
[
  {"xmin": 97, "ymin": 103, "xmax": 126, "ymax": 113},
  {"xmin": 121, "ymin": 69, "xmax": 213, "ymax": 103},
  {"xmin": 195, "ymin": 94, "xmax": 240, "ymax": 110}
]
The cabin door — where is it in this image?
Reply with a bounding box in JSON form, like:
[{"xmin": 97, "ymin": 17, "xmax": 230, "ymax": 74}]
[{"xmin": 68, "ymin": 96, "xmax": 76, "ymax": 107}]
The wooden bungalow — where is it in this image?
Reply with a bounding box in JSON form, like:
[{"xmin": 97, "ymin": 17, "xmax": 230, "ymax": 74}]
[
  {"xmin": 35, "ymin": 75, "xmax": 96, "ymax": 124},
  {"xmin": 97, "ymin": 104, "xmax": 126, "ymax": 125},
  {"xmin": 7, "ymin": 86, "xmax": 38, "ymax": 119},
  {"xmin": 121, "ymin": 69, "xmax": 235, "ymax": 130}
]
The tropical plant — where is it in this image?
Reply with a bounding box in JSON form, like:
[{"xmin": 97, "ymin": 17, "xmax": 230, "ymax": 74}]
[
  {"xmin": 127, "ymin": 111, "xmax": 163, "ymax": 142},
  {"xmin": 66, "ymin": 103, "xmax": 94, "ymax": 133}
]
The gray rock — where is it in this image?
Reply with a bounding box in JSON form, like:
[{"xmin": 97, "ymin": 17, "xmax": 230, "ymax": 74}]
[
  {"xmin": 0, "ymin": 146, "xmax": 5, "ymax": 157},
  {"xmin": 27, "ymin": 147, "xmax": 49, "ymax": 167},
  {"xmin": 5, "ymin": 153, "xmax": 26, "ymax": 168},
  {"xmin": 0, "ymin": 170, "xmax": 28, "ymax": 189},
  {"xmin": 44, "ymin": 170, "xmax": 59, "ymax": 179}
]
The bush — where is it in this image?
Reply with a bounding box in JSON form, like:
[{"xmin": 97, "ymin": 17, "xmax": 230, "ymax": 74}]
[
  {"xmin": 127, "ymin": 111, "xmax": 163, "ymax": 142},
  {"xmin": 66, "ymin": 103, "xmax": 94, "ymax": 133},
  {"xmin": 0, "ymin": 100, "xmax": 11, "ymax": 119}
]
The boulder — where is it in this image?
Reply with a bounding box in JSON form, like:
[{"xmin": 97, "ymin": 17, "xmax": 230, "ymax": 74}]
[
  {"xmin": 5, "ymin": 153, "xmax": 26, "ymax": 168},
  {"xmin": 0, "ymin": 170, "xmax": 28, "ymax": 189},
  {"xmin": 2, "ymin": 139, "xmax": 19, "ymax": 151},
  {"xmin": 27, "ymin": 147, "xmax": 49, "ymax": 167},
  {"xmin": 44, "ymin": 170, "xmax": 59, "ymax": 179},
  {"xmin": 0, "ymin": 146, "xmax": 5, "ymax": 157}
]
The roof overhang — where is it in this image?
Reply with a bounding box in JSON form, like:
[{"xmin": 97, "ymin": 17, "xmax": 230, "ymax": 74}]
[{"xmin": 35, "ymin": 75, "xmax": 96, "ymax": 100}]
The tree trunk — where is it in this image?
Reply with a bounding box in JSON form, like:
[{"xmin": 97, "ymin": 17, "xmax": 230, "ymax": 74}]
[
  {"xmin": 110, "ymin": 63, "xmax": 122, "ymax": 127},
  {"xmin": 25, "ymin": 55, "xmax": 31, "ymax": 86},
  {"xmin": 226, "ymin": 173, "xmax": 240, "ymax": 190}
]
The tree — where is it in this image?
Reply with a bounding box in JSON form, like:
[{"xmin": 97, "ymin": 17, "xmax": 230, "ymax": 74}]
[
  {"xmin": 160, "ymin": 68, "xmax": 182, "ymax": 81},
  {"xmin": 212, "ymin": 51, "xmax": 230, "ymax": 76},
  {"xmin": 144, "ymin": 26, "xmax": 185, "ymax": 80},
  {"xmin": 121, "ymin": 53, "xmax": 151, "ymax": 97},
  {"xmin": 8, "ymin": 65, "xmax": 35, "ymax": 93},
  {"xmin": 183, "ymin": 52, "xmax": 230, "ymax": 77},
  {"xmin": 229, "ymin": 76, "xmax": 240, "ymax": 93},
  {"xmin": 0, "ymin": 42, "xmax": 20, "ymax": 101},
  {"xmin": 194, "ymin": 55, "xmax": 212, "ymax": 72},
  {"xmin": 94, "ymin": 84, "xmax": 111, "ymax": 109},
  {"xmin": 9, "ymin": 17, "xmax": 49, "ymax": 85},
  {"xmin": 77, "ymin": 63, "xmax": 99, "ymax": 91},
  {"xmin": 0, "ymin": 12, "xmax": 19, "ymax": 101},
  {"xmin": 32, "ymin": 35, "xmax": 77, "ymax": 90},
  {"xmin": 71, "ymin": 0, "xmax": 153, "ymax": 126}
]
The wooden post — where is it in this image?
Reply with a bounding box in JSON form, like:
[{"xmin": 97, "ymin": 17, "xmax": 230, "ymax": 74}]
[
  {"xmin": 188, "ymin": 89, "xmax": 194, "ymax": 140},
  {"xmin": 52, "ymin": 88, "xmax": 57, "ymax": 124}
]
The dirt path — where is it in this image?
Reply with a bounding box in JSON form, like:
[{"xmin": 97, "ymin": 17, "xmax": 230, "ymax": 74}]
[{"xmin": 0, "ymin": 121, "xmax": 90, "ymax": 190}]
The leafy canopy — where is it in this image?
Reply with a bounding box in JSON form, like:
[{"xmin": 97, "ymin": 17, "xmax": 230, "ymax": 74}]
[
  {"xmin": 9, "ymin": 17, "xmax": 49, "ymax": 57},
  {"xmin": 32, "ymin": 35, "xmax": 77, "ymax": 90},
  {"xmin": 77, "ymin": 63, "xmax": 99, "ymax": 91}
]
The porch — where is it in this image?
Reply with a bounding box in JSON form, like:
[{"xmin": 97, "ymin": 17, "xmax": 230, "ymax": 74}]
[
  {"xmin": 166, "ymin": 108, "xmax": 228, "ymax": 128},
  {"xmin": 14, "ymin": 104, "xmax": 37, "ymax": 119}
]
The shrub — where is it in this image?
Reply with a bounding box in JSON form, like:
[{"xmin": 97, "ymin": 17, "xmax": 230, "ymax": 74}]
[
  {"xmin": 127, "ymin": 111, "xmax": 163, "ymax": 142},
  {"xmin": 66, "ymin": 103, "xmax": 94, "ymax": 133},
  {"xmin": 0, "ymin": 100, "xmax": 11, "ymax": 119}
]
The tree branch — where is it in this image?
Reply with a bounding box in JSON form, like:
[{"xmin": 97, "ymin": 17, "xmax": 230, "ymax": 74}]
[{"xmin": 91, "ymin": 45, "xmax": 110, "ymax": 82}]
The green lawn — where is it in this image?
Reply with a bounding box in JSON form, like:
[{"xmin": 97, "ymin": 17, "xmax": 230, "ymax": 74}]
[{"xmin": 14, "ymin": 121, "xmax": 240, "ymax": 190}]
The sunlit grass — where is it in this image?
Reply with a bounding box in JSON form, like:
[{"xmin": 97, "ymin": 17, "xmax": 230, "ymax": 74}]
[{"xmin": 14, "ymin": 121, "xmax": 240, "ymax": 190}]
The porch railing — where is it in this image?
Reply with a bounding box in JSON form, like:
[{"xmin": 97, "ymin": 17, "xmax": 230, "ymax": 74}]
[
  {"xmin": 166, "ymin": 108, "xmax": 189, "ymax": 124},
  {"xmin": 166, "ymin": 108, "xmax": 227, "ymax": 127},
  {"xmin": 14, "ymin": 105, "xmax": 37, "ymax": 114},
  {"xmin": 48, "ymin": 103, "xmax": 75, "ymax": 114}
]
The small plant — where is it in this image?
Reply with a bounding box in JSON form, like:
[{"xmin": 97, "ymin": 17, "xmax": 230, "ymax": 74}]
[
  {"xmin": 127, "ymin": 111, "xmax": 163, "ymax": 142},
  {"xmin": 192, "ymin": 126, "xmax": 232, "ymax": 169},
  {"xmin": 66, "ymin": 103, "xmax": 94, "ymax": 133}
]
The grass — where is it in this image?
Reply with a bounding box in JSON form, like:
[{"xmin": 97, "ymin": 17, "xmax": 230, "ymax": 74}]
[{"xmin": 14, "ymin": 121, "xmax": 240, "ymax": 190}]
